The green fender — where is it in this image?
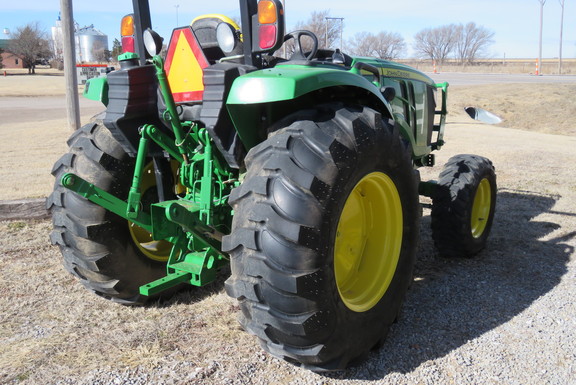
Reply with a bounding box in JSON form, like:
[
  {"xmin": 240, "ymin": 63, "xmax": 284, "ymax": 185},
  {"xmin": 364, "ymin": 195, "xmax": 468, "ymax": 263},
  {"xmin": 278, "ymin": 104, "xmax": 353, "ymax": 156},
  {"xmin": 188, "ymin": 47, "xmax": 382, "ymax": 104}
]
[
  {"xmin": 226, "ymin": 65, "xmax": 393, "ymax": 149},
  {"xmin": 83, "ymin": 77, "xmax": 109, "ymax": 106}
]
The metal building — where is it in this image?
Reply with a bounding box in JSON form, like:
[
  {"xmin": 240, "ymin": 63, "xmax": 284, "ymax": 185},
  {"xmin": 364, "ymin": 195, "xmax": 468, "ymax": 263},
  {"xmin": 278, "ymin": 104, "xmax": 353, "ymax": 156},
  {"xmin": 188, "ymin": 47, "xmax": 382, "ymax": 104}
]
[{"xmin": 51, "ymin": 15, "xmax": 109, "ymax": 63}]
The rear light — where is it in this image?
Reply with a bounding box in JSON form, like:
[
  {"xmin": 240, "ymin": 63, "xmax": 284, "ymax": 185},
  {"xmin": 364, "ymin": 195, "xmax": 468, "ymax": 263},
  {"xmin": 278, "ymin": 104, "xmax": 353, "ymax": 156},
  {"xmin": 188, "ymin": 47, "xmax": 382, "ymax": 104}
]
[
  {"xmin": 258, "ymin": 0, "xmax": 278, "ymax": 24},
  {"xmin": 121, "ymin": 36, "xmax": 135, "ymax": 53},
  {"xmin": 259, "ymin": 25, "xmax": 277, "ymax": 50},
  {"xmin": 253, "ymin": 0, "xmax": 284, "ymax": 53},
  {"xmin": 121, "ymin": 14, "xmax": 135, "ymax": 53},
  {"xmin": 121, "ymin": 14, "xmax": 134, "ymax": 36}
]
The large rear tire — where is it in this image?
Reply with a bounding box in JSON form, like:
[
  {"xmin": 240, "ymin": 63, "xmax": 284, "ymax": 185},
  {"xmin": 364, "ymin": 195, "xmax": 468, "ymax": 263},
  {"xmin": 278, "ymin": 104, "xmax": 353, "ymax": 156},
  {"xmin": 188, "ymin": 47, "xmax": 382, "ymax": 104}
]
[
  {"xmin": 224, "ymin": 104, "xmax": 420, "ymax": 370},
  {"xmin": 431, "ymin": 154, "xmax": 497, "ymax": 257},
  {"xmin": 48, "ymin": 120, "xmax": 171, "ymax": 304}
]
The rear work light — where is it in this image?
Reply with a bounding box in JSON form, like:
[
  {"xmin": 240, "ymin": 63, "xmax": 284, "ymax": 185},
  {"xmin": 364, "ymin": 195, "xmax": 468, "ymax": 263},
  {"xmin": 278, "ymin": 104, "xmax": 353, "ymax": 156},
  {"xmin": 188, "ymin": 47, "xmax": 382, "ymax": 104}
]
[
  {"xmin": 253, "ymin": 0, "xmax": 284, "ymax": 53},
  {"xmin": 121, "ymin": 14, "xmax": 135, "ymax": 54}
]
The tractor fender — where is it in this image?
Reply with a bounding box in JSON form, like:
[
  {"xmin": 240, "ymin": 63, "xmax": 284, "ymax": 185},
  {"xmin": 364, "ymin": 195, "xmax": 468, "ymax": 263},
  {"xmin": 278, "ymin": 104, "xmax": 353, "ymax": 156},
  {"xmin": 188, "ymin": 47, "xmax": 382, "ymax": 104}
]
[
  {"xmin": 226, "ymin": 65, "xmax": 393, "ymax": 150},
  {"xmin": 83, "ymin": 77, "xmax": 109, "ymax": 106}
]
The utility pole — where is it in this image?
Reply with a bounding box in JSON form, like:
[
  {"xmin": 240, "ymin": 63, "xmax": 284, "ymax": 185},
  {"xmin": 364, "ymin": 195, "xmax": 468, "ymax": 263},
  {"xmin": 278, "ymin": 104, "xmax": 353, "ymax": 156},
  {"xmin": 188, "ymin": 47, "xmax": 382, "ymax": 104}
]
[
  {"xmin": 59, "ymin": 0, "xmax": 80, "ymax": 130},
  {"xmin": 325, "ymin": 17, "xmax": 344, "ymax": 49},
  {"xmin": 175, "ymin": 4, "xmax": 180, "ymax": 26},
  {"xmin": 537, "ymin": 0, "xmax": 546, "ymax": 76},
  {"xmin": 558, "ymin": 0, "xmax": 565, "ymax": 74}
]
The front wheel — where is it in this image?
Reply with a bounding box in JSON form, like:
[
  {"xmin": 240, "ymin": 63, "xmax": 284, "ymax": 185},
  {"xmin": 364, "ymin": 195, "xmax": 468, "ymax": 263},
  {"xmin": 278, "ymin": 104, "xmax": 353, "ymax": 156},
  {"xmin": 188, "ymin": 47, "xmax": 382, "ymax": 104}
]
[
  {"xmin": 224, "ymin": 104, "xmax": 420, "ymax": 370},
  {"xmin": 431, "ymin": 154, "xmax": 497, "ymax": 257}
]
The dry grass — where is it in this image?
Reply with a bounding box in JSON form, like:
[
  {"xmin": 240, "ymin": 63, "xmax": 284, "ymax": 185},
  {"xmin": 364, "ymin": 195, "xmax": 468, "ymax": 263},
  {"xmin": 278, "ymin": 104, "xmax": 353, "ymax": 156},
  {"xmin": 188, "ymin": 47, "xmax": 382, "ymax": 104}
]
[
  {"xmin": 0, "ymin": 68, "xmax": 67, "ymax": 96},
  {"xmin": 403, "ymin": 58, "xmax": 576, "ymax": 75},
  {"xmin": 0, "ymin": 70, "xmax": 97, "ymax": 200},
  {"xmin": 0, "ymin": 221, "xmax": 255, "ymax": 382},
  {"xmin": 448, "ymin": 83, "xmax": 576, "ymax": 136}
]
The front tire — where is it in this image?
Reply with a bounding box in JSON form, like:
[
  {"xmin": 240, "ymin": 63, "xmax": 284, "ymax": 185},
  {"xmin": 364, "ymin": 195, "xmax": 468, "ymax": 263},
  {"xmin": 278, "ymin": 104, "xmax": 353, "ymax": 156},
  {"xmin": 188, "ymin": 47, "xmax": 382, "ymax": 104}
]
[
  {"xmin": 224, "ymin": 104, "xmax": 420, "ymax": 370},
  {"xmin": 431, "ymin": 154, "xmax": 497, "ymax": 258}
]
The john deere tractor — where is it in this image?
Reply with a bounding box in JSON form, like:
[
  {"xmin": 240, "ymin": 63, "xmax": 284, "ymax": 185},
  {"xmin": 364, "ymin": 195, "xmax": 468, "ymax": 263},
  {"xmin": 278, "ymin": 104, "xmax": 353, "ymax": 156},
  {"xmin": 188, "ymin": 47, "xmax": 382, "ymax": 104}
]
[{"xmin": 48, "ymin": 0, "xmax": 496, "ymax": 371}]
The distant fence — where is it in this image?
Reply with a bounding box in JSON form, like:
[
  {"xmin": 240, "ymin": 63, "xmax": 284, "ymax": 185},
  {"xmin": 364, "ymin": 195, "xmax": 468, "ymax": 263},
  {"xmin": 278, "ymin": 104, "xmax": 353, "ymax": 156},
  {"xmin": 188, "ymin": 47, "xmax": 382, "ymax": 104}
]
[{"xmin": 398, "ymin": 59, "xmax": 576, "ymax": 75}]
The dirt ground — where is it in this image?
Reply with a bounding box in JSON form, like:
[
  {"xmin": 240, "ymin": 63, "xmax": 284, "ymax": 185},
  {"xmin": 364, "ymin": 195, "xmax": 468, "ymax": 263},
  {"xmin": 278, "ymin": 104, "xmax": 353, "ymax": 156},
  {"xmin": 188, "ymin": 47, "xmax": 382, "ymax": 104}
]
[{"xmin": 1, "ymin": 70, "xmax": 575, "ymax": 384}]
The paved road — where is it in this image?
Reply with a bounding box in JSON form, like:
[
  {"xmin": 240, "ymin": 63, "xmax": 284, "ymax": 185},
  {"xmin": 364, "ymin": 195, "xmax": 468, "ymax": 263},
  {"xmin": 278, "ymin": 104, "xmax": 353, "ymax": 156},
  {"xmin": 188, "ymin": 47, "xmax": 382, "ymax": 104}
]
[
  {"xmin": 427, "ymin": 72, "xmax": 576, "ymax": 86},
  {"xmin": 0, "ymin": 96, "xmax": 103, "ymax": 126}
]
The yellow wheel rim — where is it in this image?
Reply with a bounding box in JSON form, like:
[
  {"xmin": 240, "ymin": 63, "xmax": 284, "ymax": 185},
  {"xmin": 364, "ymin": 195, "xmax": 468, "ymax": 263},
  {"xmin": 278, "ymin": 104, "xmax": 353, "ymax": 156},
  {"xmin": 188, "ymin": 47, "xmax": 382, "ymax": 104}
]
[
  {"xmin": 128, "ymin": 161, "xmax": 180, "ymax": 263},
  {"xmin": 470, "ymin": 178, "xmax": 492, "ymax": 238},
  {"xmin": 334, "ymin": 172, "xmax": 403, "ymax": 312}
]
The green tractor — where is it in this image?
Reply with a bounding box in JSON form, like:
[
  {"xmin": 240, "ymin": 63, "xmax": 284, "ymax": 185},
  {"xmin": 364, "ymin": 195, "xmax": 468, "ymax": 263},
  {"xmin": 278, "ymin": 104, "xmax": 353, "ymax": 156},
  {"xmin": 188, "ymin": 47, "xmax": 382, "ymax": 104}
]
[{"xmin": 48, "ymin": 0, "xmax": 496, "ymax": 371}]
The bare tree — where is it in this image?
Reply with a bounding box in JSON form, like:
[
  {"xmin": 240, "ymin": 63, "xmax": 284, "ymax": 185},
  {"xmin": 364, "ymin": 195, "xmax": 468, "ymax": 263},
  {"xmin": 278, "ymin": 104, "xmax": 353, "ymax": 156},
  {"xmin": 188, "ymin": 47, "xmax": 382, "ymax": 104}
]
[
  {"xmin": 348, "ymin": 32, "xmax": 374, "ymax": 56},
  {"xmin": 413, "ymin": 25, "xmax": 457, "ymax": 65},
  {"xmin": 348, "ymin": 31, "xmax": 405, "ymax": 59},
  {"xmin": 91, "ymin": 40, "xmax": 109, "ymax": 63},
  {"xmin": 291, "ymin": 10, "xmax": 341, "ymax": 51},
  {"xmin": 111, "ymin": 38, "xmax": 122, "ymax": 61},
  {"xmin": 453, "ymin": 22, "xmax": 494, "ymax": 65},
  {"xmin": 373, "ymin": 32, "xmax": 406, "ymax": 59},
  {"xmin": 9, "ymin": 22, "xmax": 52, "ymax": 74}
]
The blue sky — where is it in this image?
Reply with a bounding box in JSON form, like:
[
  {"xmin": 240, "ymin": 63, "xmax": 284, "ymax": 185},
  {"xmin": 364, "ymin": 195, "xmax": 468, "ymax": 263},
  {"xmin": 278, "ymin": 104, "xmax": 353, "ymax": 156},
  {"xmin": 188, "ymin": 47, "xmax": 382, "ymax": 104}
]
[{"xmin": 1, "ymin": 0, "xmax": 574, "ymax": 59}]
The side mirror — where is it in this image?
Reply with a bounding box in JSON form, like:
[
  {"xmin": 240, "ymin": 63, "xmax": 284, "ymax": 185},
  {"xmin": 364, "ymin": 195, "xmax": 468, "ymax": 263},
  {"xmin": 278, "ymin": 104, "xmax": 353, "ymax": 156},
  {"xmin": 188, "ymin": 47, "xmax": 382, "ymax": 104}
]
[{"xmin": 252, "ymin": 0, "xmax": 285, "ymax": 54}]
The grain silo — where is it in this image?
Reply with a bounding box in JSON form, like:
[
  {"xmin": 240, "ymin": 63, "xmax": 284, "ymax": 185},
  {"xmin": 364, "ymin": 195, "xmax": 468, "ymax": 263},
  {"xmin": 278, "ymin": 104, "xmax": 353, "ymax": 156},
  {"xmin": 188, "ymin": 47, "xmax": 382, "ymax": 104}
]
[{"xmin": 75, "ymin": 25, "xmax": 108, "ymax": 63}]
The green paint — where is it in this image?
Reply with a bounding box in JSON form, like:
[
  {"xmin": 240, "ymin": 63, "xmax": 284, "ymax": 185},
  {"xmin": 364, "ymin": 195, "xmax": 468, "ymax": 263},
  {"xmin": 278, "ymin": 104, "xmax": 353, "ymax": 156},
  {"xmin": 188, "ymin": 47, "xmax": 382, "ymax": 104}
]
[
  {"xmin": 83, "ymin": 77, "xmax": 108, "ymax": 106},
  {"xmin": 227, "ymin": 65, "xmax": 385, "ymax": 104},
  {"xmin": 61, "ymin": 172, "xmax": 152, "ymax": 231}
]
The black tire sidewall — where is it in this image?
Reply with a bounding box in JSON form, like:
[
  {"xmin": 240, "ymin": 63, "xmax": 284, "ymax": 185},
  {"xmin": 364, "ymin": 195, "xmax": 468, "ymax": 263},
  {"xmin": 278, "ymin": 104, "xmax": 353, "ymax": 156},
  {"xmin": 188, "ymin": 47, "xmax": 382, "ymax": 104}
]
[
  {"xmin": 50, "ymin": 121, "xmax": 167, "ymax": 303},
  {"xmin": 225, "ymin": 104, "xmax": 420, "ymax": 369},
  {"xmin": 318, "ymin": 111, "xmax": 420, "ymax": 363},
  {"xmin": 432, "ymin": 155, "xmax": 497, "ymax": 257}
]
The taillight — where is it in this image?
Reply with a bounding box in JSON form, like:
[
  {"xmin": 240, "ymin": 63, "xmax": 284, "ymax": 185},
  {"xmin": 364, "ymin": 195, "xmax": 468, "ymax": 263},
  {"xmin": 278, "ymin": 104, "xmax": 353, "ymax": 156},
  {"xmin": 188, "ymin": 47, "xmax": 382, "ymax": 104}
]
[
  {"xmin": 253, "ymin": 0, "xmax": 284, "ymax": 53},
  {"xmin": 121, "ymin": 36, "xmax": 135, "ymax": 53},
  {"xmin": 121, "ymin": 14, "xmax": 135, "ymax": 53},
  {"xmin": 258, "ymin": 25, "xmax": 277, "ymax": 50}
]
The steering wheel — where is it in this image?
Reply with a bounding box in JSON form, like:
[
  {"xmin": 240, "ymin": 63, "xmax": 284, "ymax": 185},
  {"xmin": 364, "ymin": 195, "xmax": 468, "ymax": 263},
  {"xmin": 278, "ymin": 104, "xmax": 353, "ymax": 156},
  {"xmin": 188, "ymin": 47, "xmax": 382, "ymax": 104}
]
[{"xmin": 284, "ymin": 30, "xmax": 319, "ymax": 61}]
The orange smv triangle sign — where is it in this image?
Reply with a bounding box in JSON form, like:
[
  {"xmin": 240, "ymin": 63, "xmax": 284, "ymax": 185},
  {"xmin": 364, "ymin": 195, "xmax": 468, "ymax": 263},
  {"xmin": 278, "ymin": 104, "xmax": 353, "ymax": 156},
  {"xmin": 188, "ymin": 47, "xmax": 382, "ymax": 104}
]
[{"xmin": 164, "ymin": 27, "xmax": 209, "ymax": 103}]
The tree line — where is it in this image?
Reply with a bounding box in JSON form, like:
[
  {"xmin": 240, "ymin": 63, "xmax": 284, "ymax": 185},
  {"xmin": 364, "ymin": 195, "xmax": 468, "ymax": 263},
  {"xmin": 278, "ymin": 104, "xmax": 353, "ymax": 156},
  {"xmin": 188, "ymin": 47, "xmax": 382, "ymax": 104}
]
[
  {"xmin": 5, "ymin": 13, "xmax": 494, "ymax": 74},
  {"xmin": 295, "ymin": 10, "xmax": 495, "ymax": 64}
]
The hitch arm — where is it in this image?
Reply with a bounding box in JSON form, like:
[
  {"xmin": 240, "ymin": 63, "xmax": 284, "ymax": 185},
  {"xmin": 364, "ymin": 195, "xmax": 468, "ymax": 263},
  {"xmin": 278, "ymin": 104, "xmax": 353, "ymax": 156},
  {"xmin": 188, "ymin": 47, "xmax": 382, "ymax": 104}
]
[{"xmin": 60, "ymin": 172, "xmax": 152, "ymax": 231}]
